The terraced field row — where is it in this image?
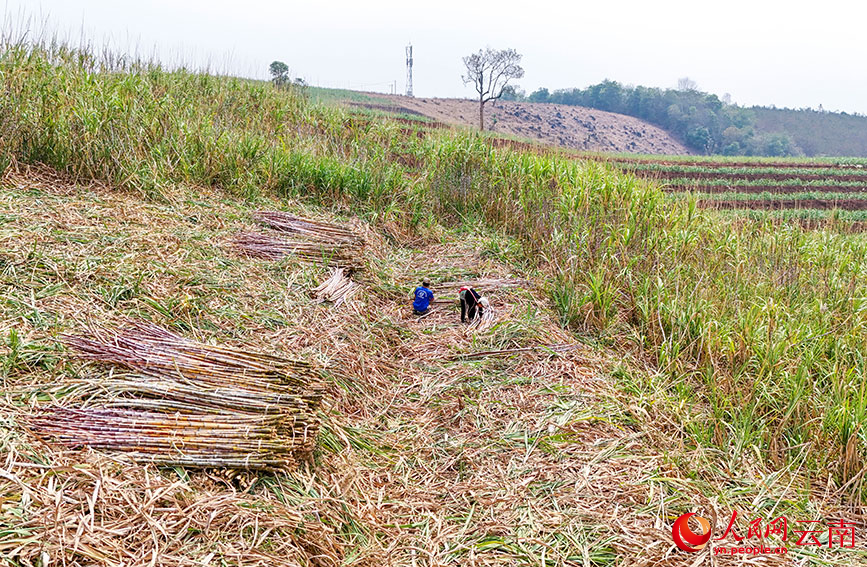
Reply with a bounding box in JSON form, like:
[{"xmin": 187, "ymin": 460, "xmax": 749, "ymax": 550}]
[
  {"xmin": 601, "ymin": 154, "xmax": 867, "ymax": 169},
  {"xmin": 610, "ymin": 155, "xmax": 867, "ymax": 227}
]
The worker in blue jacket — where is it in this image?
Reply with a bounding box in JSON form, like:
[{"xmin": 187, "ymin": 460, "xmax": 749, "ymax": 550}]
[{"xmin": 413, "ymin": 279, "xmax": 434, "ymax": 315}]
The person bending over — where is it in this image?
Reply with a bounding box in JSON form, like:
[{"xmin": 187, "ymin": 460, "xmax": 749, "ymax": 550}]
[
  {"xmin": 413, "ymin": 279, "xmax": 434, "ymax": 315},
  {"xmin": 459, "ymin": 286, "xmax": 483, "ymax": 323}
]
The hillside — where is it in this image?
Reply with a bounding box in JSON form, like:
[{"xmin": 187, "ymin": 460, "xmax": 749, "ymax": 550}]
[
  {"xmin": 753, "ymin": 106, "xmax": 867, "ymax": 157},
  {"xmin": 356, "ymin": 94, "xmax": 692, "ymax": 155},
  {"xmin": 521, "ymin": 80, "xmax": 867, "ymax": 157},
  {"xmin": 2, "ymin": 40, "xmax": 867, "ymax": 566}
]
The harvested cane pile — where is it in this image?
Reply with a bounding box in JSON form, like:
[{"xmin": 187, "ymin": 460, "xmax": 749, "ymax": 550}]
[
  {"xmin": 233, "ymin": 231, "xmax": 362, "ymax": 268},
  {"xmin": 234, "ymin": 211, "xmax": 364, "ymax": 271},
  {"xmin": 253, "ymin": 210, "xmax": 362, "ymax": 245},
  {"xmin": 25, "ymin": 321, "xmax": 324, "ymax": 470},
  {"xmin": 312, "ymin": 267, "xmax": 359, "ymax": 307}
]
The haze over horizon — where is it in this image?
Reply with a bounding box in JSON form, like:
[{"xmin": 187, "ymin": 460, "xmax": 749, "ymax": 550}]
[{"xmin": 6, "ymin": 0, "xmax": 867, "ymax": 115}]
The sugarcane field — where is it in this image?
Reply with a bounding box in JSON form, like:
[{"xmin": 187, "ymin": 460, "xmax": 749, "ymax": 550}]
[{"xmin": 5, "ymin": 4, "xmax": 867, "ymax": 567}]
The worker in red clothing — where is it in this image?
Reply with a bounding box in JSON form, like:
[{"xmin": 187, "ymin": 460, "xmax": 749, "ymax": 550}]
[{"xmin": 458, "ymin": 286, "xmax": 483, "ymax": 323}]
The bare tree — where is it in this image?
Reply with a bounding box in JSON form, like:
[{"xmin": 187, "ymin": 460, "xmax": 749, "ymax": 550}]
[
  {"xmin": 462, "ymin": 48, "xmax": 524, "ymax": 130},
  {"xmin": 677, "ymin": 76, "xmax": 698, "ymax": 92}
]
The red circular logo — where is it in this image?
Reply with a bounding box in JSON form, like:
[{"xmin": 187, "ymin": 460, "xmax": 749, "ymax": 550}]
[{"xmin": 672, "ymin": 513, "xmax": 712, "ymax": 552}]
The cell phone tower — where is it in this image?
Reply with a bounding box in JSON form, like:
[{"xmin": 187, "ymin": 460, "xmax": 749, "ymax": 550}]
[{"xmin": 405, "ymin": 43, "xmax": 413, "ymax": 97}]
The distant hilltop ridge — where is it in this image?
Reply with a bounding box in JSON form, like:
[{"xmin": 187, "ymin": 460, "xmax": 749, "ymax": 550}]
[
  {"xmin": 510, "ymin": 81, "xmax": 867, "ymax": 157},
  {"xmin": 367, "ymin": 95, "xmax": 692, "ymax": 155}
]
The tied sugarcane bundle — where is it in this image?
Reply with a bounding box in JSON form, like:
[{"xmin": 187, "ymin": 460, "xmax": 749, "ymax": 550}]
[
  {"xmin": 253, "ymin": 211, "xmax": 362, "ymax": 245},
  {"xmin": 63, "ymin": 320, "xmax": 322, "ymax": 401},
  {"xmin": 25, "ymin": 408, "xmax": 309, "ymax": 469},
  {"xmin": 27, "ymin": 321, "xmax": 324, "ymax": 469},
  {"xmin": 233, "ymin": 232, "xmax": 363, "ymax": 270},
  {"xmin": 67, "ymin": 373, "xmax": 316, "ymax": 417},
  {"xmin": 311, "ymin": 268, "xmax": 359, "ymax": 307}
]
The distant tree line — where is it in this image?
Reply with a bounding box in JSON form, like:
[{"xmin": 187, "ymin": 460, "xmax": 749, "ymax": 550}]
[{"xmin": 501, "ymin": 80, "xmax": 802, "ymax": 156}]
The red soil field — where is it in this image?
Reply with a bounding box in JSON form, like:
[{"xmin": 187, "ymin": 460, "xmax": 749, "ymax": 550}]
[{"xmin": 371, "ymin": 95, "xmax": 692, "ymax": 155}]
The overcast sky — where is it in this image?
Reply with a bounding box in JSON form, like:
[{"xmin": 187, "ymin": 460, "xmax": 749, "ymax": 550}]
[{"xmin": 6, "ymin": 0, "xmax": 867, "ymax": 114}]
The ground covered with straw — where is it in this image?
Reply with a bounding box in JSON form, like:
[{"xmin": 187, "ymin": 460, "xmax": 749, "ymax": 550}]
[
  {"xmin": 2, "ymin": 34, "xmax": 867, "ymax": 566},
  {"xmin": 2, "ymin": 164, "xmax": 865, "ymax": 566}
]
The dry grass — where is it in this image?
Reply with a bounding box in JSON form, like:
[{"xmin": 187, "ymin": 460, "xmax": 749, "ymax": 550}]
[
  {"xmin": 0, "ymin": 444, "xmax": 342, "ymax": 566},
  {"xmin": 438, "ymin": 279, "xmax": 532, "ymax": 293},
  {"xmin": 3, "ymin": 167, "xmax": 867, "ymax": 566}
]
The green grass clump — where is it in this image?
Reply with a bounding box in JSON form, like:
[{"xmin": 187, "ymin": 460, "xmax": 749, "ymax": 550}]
[
  {"xmin": 3, "ymin": 36, "xmax": 867, "ymax": 496},
  {"xmin": 305, "ymin": 86, "xmax": 384, "ymax": 104},
  {"xmin": 0, "ymin": 38, "xmax": 410, "ymax": 209}
]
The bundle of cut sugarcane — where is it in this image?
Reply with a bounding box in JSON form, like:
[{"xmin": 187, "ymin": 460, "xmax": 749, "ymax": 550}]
[
  {"xmin": 26, "ymin": 408, "xmax": 307, "ymax": 469},
  {"xmin": 467, "ymin": 297, "xmax": 495, "ymax": 333},
  {"xmin": 234, "ymin": 232, "xmax": 362, "ymax": 270},
  {"xmin": 64, "ymin": 321, "xmax": 322, "ymax": 401},
  {"xmin": 68, "ymin": 373, "xmax": 315, "ymax": 416},
  {"xmin": 253, "ymin": 211, "xmax": 362, "ymax": 245},
  {"xmin": 311, "ymin": 268, "xmax": 359, "ymax": 307},
  {"xmin": 27, "ymin": 321, "xmax": 323, "ymax": 469}
]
